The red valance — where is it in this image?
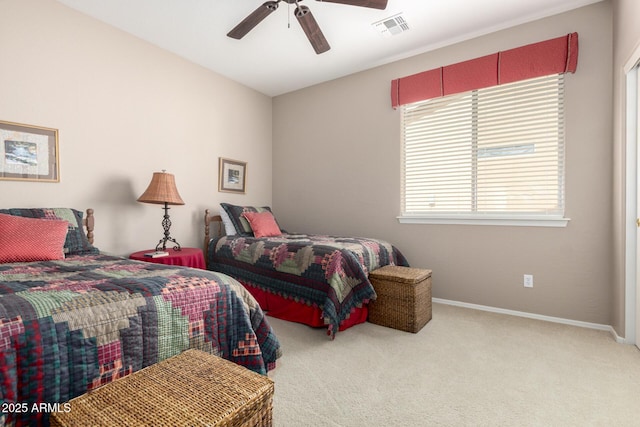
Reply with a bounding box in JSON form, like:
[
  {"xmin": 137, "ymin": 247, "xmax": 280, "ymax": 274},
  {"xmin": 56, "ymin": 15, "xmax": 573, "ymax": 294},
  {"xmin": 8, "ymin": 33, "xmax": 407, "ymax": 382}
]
[{"xmin": 391, "ymin": 32, "xmax": 578, "ymax": 109}]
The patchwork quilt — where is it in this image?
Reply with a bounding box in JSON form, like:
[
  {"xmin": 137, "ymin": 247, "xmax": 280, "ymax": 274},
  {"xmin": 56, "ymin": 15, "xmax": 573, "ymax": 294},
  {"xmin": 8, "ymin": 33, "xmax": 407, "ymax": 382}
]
[
  {"xmin": 0, "ymin": 254, "xmax": 281, "ymax": 426},
  {"xmin": 207, "ymin": 234, "xmax": 409, "ymax": 337}
]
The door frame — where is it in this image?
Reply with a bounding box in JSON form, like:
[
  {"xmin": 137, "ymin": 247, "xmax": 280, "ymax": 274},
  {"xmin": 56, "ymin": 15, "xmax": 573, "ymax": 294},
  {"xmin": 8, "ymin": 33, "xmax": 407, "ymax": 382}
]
[{"xmin": 624, "ymin": 43, "xmax": 640, "ymax": 345}]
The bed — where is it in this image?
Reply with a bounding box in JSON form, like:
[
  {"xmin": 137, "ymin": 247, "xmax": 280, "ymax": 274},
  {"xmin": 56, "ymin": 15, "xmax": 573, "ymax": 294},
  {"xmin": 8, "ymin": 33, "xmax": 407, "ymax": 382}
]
[
  {"xmin": 204, "ymin": 204, "xmax": 409, "ymax": 338},
  {"xmin": 0, "ymin": 208, "xmax": 281, "ymax": 426}
]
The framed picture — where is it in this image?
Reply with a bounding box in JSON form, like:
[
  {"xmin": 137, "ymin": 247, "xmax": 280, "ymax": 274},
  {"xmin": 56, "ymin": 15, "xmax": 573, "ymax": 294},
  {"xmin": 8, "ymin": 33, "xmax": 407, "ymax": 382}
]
[
  {"xmin": 0, "ymin": 120, "xmax": 59, "ymax": 182},
  {"xmin": 218, "ymin": 157, "xmax": 247, "ymax": 194}
]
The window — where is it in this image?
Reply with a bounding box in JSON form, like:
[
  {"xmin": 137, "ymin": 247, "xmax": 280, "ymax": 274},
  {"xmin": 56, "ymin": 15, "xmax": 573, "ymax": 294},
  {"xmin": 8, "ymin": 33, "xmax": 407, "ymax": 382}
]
[{"xmin": 400, "ymin": 74, "xmax": 568, "ymax": 226}]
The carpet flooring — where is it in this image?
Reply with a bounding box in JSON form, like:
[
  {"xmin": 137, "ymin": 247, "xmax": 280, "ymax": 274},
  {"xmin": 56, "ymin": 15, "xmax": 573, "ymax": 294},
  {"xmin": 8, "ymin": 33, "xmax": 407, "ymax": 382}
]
[{"xmin": 267, "ymin": 303, "xmax": 640, "ymax": 426}]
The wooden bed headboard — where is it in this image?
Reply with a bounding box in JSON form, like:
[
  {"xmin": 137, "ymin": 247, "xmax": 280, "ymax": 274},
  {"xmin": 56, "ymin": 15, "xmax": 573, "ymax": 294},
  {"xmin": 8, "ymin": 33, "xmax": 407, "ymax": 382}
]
[
  {"xmin": 83, "ymin": 208, "xmax": 95, "ymax": 245},
  {"xmin": 203, "ymin": 209, "xmax": 223, "ymax": 253}
]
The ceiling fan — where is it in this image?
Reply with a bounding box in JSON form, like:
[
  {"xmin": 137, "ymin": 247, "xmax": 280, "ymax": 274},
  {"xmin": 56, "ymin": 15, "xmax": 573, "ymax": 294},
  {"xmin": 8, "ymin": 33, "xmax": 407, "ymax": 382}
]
[{"xmin": 227, "ymin": 0, "xmax": 388, "ymax": 55}]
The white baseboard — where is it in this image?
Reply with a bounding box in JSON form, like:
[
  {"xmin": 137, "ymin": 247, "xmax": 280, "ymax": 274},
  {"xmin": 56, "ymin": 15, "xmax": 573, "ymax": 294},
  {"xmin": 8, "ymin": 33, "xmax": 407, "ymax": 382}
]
[{"xmin": 432, "ymin": 298, "xmax": 626, "ymax": 344}]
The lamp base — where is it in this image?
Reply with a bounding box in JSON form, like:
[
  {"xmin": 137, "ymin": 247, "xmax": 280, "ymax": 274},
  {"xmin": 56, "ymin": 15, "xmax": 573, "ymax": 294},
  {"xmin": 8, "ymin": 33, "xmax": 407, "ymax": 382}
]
[
  {"xmin": 155, "ymin": 203, "xmax": 182, "ymax": 252},
  {"xmin": 156, "ymin": 236, "xmax": 181, "ymax": 252}
]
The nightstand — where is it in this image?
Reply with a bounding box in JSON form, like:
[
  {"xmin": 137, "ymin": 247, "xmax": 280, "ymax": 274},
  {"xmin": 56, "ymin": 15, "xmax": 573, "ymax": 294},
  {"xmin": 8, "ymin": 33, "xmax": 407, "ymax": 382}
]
[{"xmin": 129, "ymin": 247, "xmax": 206, "ymax": 269}]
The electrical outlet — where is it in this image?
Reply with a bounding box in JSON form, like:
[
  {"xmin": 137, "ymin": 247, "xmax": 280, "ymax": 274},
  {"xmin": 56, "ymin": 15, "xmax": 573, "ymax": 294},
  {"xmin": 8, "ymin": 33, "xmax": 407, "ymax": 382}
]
[{"xmin": 524, "ymin": 274, "xmax": 533, "ymax": 288}]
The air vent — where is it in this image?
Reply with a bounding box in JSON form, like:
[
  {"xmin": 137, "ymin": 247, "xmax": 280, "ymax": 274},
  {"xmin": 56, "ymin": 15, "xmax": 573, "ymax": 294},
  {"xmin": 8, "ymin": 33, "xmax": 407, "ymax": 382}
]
[{"xmin": 372, "ymin": 13, "xmax": 409, "ymax": 38}]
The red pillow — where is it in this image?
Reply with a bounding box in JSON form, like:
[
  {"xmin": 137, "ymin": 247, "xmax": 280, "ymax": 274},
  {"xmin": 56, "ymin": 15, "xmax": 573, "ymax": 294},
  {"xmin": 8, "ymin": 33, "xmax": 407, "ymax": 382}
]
[
  {"xmin": 0, "ymin": 213, "xmax": 69, "ymax": 263},
  {"xmin": 242, "ymin": 211, "xmax": 282, "ymax": 238}
]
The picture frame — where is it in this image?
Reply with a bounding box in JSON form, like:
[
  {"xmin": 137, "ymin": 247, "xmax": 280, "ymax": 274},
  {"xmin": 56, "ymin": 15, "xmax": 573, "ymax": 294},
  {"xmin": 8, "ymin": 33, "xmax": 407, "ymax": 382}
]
[
  {"xmin": 0, "ymin": 120, "xmax": 59, "ymax": 182},
  {"xmin": 218, "ymin": 157, "xmax": 247, "ymax": 194}
]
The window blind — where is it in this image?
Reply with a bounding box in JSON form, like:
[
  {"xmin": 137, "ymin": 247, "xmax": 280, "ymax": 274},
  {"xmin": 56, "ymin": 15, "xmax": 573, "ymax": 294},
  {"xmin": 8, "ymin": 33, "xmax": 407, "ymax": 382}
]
[{"xmin": 401, "ymin": 74, "xmax": 565, "ymax": 220}]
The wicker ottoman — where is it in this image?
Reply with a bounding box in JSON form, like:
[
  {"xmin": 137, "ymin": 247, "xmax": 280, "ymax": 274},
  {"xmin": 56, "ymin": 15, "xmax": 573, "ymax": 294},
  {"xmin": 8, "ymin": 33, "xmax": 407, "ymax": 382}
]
[
  {"xmin": 50, "ymin": 349, "xmax": 274, "ymax": 427},
  {"xmin": 368, "ymin": 265, "xmax": 432, "ymax": 333}
]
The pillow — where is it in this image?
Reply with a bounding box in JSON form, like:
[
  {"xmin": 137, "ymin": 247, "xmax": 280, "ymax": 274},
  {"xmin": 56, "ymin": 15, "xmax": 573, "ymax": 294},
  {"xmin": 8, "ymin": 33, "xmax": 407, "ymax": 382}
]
[
  {"xmin": 220, "ymin": 203, "xmax": 280, "ymax": 237},
  {"xmin": 0, "ymin": 213, "xmax": 68, "ymax": 262},
  {"xmin": 0, "ymin": 208, "xmax": 99, "ymax": 255},
  {"xmin": 218, "ymin": 207, "xmax": 237, "ymax": 236},
  {"xmin": 242, "ymin": 211, "xmax": 282, "ymax": 238}
]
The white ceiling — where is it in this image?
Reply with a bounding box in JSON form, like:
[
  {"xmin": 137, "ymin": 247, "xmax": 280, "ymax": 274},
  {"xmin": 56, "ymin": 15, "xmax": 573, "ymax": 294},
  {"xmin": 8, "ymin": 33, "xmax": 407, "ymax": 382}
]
[{"xmin": 55, "ymin": 0, "xmax": 601, "ymax": 97}]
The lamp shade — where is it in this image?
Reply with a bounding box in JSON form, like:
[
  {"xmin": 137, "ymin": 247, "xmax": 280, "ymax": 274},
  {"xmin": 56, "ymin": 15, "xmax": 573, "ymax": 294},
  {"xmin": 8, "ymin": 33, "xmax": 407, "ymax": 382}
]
[{"xmin": 137, "ymin": 171, "xmax": 185, "ymax": 205}]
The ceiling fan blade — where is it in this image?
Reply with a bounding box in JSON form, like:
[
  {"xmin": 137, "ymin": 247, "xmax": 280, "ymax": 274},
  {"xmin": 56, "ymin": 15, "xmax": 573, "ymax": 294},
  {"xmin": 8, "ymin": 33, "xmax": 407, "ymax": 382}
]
[
  {"xmin": 295, "ymin": 6, "xmax": 330, "ymax": 54},
  {"xmin": 227, "ymin": 1, "xmax": 279, "ymax": 39},
  {"xmin": 315, "ymin": 0, "xmax": 388, "ymax": 10}
]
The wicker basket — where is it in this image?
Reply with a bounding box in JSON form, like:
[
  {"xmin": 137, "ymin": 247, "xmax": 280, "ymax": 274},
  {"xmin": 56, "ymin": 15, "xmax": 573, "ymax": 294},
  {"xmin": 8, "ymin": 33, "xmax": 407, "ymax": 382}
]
[
  {"xmin": 50, "ymin": 349, "xmax": 274, "ymax": 427},
  {"xmin": 368, "ymin": 265, "xmax": 432, "ymax": 333}
]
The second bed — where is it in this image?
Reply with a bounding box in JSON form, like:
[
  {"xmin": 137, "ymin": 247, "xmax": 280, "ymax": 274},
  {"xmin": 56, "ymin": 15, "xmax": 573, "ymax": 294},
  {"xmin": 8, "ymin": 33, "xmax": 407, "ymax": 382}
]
[{"xmin": 204, "ymin": 205, "xmax": 409, "ymax": 338}]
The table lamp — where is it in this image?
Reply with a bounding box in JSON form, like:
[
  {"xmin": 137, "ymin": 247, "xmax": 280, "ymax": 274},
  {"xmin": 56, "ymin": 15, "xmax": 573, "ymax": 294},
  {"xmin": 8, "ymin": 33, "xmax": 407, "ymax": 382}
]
[{"xmin": 137, "ymin": 170, "xmax": 185, "ymax": 251}]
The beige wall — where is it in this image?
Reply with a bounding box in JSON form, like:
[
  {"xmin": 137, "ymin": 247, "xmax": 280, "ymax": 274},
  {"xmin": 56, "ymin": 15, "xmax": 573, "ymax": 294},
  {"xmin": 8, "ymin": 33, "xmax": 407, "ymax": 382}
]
[
  {"xmin": 0, "ymin": 0, "xmax": 272, "ymax": 256},
  {"xmin": 273, "ymin": 3, "xmax": 614, "ymax": 325},
  {"xmin": 612, "ymin": 0, "xmax": 640, "ymax": 337}
]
